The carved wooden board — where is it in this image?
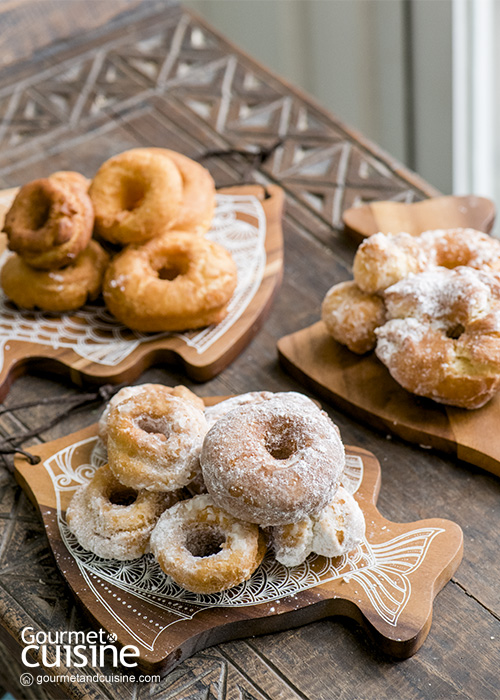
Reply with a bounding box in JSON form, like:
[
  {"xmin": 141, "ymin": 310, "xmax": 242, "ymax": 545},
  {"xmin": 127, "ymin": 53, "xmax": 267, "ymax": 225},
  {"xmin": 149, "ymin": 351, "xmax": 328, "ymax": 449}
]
[
  {"xmin": 343, "ymin": 195, "xmax": 496, "ymax": 243},
  {"xmin": 0, "ymin": 184, "xmax": 284, "ymax": 396},
  {"xmin": 278, "ymin": 322, "xmax": 500, "ymax": 477},
  {"xmin": 14, "ymin": 396, "xmax": 463, "ymax": 674}
]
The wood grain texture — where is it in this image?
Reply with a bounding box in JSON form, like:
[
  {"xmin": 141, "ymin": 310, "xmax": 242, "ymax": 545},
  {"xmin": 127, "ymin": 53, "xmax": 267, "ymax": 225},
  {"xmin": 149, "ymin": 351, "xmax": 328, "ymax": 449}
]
[
  {"xmin": 13, "ymin": 413, "xmax": 463, "ymax": 672},
  {"xmin": 343, "ymin": 195, "xmax": 496, "ymax": 243},
  {"xmin": 278, "ymin": 321, "xmax": 500, "ymax": 477},
  {"xmin": 0, "ymin": 3, "xmax": 498, "ymax": 700},
  {"xmin": 0, "ymin": 184, "xmax": 284, "ymax": 393}
]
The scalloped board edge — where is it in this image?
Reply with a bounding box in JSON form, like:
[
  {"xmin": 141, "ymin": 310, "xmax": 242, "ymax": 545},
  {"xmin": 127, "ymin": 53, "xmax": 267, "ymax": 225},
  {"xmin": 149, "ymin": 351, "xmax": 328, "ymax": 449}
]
[{"xmin": 14, "ymin": 396, "xmax": 463, "ymax": 673}]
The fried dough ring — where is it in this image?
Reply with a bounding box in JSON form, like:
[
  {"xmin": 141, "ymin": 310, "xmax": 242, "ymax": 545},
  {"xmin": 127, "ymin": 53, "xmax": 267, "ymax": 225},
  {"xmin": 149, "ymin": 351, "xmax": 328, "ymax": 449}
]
[
  {"xmin": 89, "ymin": 149, "xmax": 183, "ymax": 245},
  {"xmin": 150, "ymin": 494, "xmax": 267, "ymax": 593},
  {"xmin": 99, "ymin": 383, "xmax": 204, "ymax": 442},
  {"xmin": 354, "ymin": 228, "xmax": 500, "ymax": 294},
  {"xmin": 201, "ymin": 393, "xmax": 345, "ymax": 526},
  {"xmin": 3, "ymin": 172, "xmax": 94, "ymax": 269},
  {"xmin": 272, "ymin": 487, "xmax": 366, "ymax": 566},
  {"xmin": 1, "ymin": 239, "xmax": 109, "ymax": 312},
  {"xmin": 106, "ymin": 387, "xmax": 208, "ymax": 492},
  {"xmin": 375, "ymin": 266, "xmax": 500, "ymax": 408},
  {"xmin": 103, "ymin": 231, "xmax": 237, "ymax": 331},
  {"xmin": 321, "ymin": 280, "xmax": 387, "ymax": 354},
  {"xmin": 146, "ymin": 148, "xmax": 216, "ymax": 234},
  {"xmin": 66, "ymin": 464, "xmax": 178, "ymax": 560}
]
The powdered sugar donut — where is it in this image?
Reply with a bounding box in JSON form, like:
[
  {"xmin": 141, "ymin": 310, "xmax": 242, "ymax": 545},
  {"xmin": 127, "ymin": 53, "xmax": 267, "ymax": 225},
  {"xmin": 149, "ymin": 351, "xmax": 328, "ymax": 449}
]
[
  {"xmin": 98, "ymin": 383, "xmax": 204, "ymax": 442},
  {"xmin": 201, "ymin": 393, "xmax": 345, "ymax": 526},
  {"xmin": 272, "ymin": 486, "xmax": 365, "ymax": 566},
  {"xmin": 66, "ymin": 464, "xmax": 178, "ymax": 560},
  {"xmin": 321, "ymin": 280, "xmax": 387, "ymax": 354},
  {"xmin": 150, "ymin": 494, "xmax": 267, "ymax": 593},
  {"xmin": 375, "ymin": 266, "xmax": 500, "ymax": 408},
  {"xmin": 205, "ymin": 391, "xmax": 280, "ymax": 429},
  {"xmin": 106, "ymin": 387, "xmax": 208, "ymax": 491}
]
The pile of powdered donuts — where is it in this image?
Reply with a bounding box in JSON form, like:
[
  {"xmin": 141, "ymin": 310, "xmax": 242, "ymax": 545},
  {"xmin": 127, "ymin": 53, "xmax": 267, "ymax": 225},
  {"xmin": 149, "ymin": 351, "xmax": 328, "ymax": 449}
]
[
  {"xmin": 0, "ymin": 148, "xmax": 237, "ymax": 332},
  {"xmin": 321, "ymin": 227, "xmax": 500, "ymax": 409},
  {"xmin": 67, "ymin": 385, "xmax": 365, "ymax": 594}
]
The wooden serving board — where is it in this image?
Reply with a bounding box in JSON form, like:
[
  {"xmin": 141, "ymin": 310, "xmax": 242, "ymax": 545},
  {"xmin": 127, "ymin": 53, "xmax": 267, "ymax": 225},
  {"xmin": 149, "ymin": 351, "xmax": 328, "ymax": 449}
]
[
  {"xmin": 343, "ymin": 195, "xmax": 496, "ymax": 243},
  {"xmin": 14, "ymin": 395, "xmax": 463, "ymax": 674},
  {"xmin": 0, "ymin": 184, "xmax": 284, "ymax": 397},
  {"xmin": 278, "ymin": 322, "xmax": 500, "ymax": 478}
]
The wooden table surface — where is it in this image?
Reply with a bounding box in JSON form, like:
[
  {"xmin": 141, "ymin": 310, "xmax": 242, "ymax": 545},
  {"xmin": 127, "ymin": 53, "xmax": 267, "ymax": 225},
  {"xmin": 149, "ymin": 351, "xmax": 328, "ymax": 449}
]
[{"xmin": 0, "ymin": 3, "xmax": 498, "ymax": 699}]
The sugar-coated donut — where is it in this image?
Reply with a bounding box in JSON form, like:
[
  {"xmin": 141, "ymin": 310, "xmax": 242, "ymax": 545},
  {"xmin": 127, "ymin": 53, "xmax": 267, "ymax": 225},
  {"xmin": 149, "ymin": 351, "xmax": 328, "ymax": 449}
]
[
  {"xmin": 3, "ymin": 173, "xmax": 94, "ymax": 270},
  {"xmin": 98, "ymin": 383, "xmax": 204, "ymax": 442},
  {"xmin": 205, "ymin": 391, "xmax": 278, "ymax": 429},
  {"xmin": 354, "ymin": 228, "xmax": 500, "ymax": 294},
  {"xmin": 146, "ymin": 148, "xmax": 216, "ymax": 234},
  {"xmin": 89, "ymin": 148, "xmax": 183, "ymax": 245},
  {"xmin": 106, "ymin": 387, "xmax": 208, "ymax": 491},
  {"xmin": 103, "ymin": 231, "xmax": 237, "ymax": 331},
  {"xmin": 201, "ymin": 393, "xmax": 345, "ymax": 526},
  {"xmin": 321, "ymin": 280, "xmax": 386, "ymax": 354},
  {"xmin": 272, "ymin": 487, "xmax": 366, "ymax": 566},
  {"xmin": 150, "ymin": 494, "xmax": 267, "ymax": 593},
  {"xmin": 1, "ymin": 239, "xmax": 109, "ymax": 312},
  {"xmin": 375, "ymin": 266, "xmax": 500, "ymax": 408},
  {"xmin": 66, "ymin": 464, "xmax": 178, "ymax": 560}
]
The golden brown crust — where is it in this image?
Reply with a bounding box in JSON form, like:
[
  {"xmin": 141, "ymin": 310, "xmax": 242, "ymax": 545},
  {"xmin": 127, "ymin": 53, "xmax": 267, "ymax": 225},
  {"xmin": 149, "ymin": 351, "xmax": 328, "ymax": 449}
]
[
  {"xmin": 89, "ymin": 149, "xmax": 183, "ymax": 245},
  {"xmin": 150, "ymin": 494, "xmax": 267, "ymax": 593},
  {"xmin": 3, "ymin": 174, "xmax": 94, "ymax": 270},
  {"xmin": 102, "ymin": 231, "xmax": 237, "ymax": 331},
  {"xmin": 145, "ymin": 148, "xmax": 216, "ymax": 235},
  {"xmin": 1, "ymin": 239, "xmax": 109, "ymax": 312},
  {"xmin": 375, "ymin": 266, "xmax": 500, "ymax": 408},
  {"xmin": 106, "ymin": 387, "xmax": 208, "ymax": 492},
  {"xmin": 321, "ymin": 280, "xmax": 386, "ymax": 354}
]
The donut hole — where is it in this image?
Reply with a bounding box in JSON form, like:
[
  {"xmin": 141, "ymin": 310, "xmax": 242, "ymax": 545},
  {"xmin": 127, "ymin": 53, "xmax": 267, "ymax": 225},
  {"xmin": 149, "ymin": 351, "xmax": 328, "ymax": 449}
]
[
  {"xmin": 265, "ymin": 418, "xmax": 300, "ymax": 461},
  {"xmin": 119, "ymin": 177, "xmax": 145, "ymax": 211},
  {"xmin": 185, "ymin": 526, "xmax": 225, "ymax": 558},
  {"xmin": 27, "ymin": 188, "xmax": 52, "ymax": 230},
  {"xmin": 446, "ymin": 323, "xmax": 465, "ymax": 339},
  {"xmin": 136, "ymin": 415, "xmax": 171, "ymax": 440},
  {"xmin": 108, "ymin": 486, "xmax": 138, "ymax": 507},
  {"xmin": 157, "ymin": 255, "xmax": 190, "ymax": 281}
]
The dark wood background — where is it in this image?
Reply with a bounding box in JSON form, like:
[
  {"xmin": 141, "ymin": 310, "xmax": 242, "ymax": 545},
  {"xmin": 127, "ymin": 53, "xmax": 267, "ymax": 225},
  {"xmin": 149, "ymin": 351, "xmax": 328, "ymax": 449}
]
[{"xmin": 0, "ymin": 2, "xmax": 498, "ymax": 699}]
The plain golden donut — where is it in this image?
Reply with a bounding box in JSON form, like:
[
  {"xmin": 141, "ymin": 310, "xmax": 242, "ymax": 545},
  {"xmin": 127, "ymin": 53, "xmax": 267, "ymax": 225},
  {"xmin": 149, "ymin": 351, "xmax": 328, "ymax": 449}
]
[
  {"xmin": 106, "ymin": 387, "xmax": 208, "ymax": 492},
  {"xmin": 102, "ymin": 231, "xmax": 237, "ymax": 331},
  {"xmin": 201, "ymin": 393, "xmax": 345, "ymax": 526},
  {"xmin": 321, "ymin": 280, "xmax": 387, "ymax": 354},
  {"xmin": 146, "ymin": 147, "xmax": 216, "ymax": 234},
  {"xmin": 150, "ymin": 494, "xmax": 267, "ymax": 593},
  {"xmin": 66, "ymin": 464, "xmax": 178, "ymax": 560},
  {"xmin": 1, "ymin": 239, "xmax": 109, "ymax": 312},
  {"xmin": 3, "ymin": 172, "xmax": 94, "ymax": 270},
  {"xmin": 354, "ymin": 228, "xmax": 500, "ymax": 294},
  {"xmin": 375, "ymin": 266, "xmax": 500, "ymax": 408},
  {"xmin": 98, "ymin": 383, "xmax": 204, "ymax": 442},
  {"xmin": 89, "ymin": 148, "xmax": 183, "ymax": 245},
  {"xmin": 271, "ymin": 487, "xmax": 366, "ymax": 566}
]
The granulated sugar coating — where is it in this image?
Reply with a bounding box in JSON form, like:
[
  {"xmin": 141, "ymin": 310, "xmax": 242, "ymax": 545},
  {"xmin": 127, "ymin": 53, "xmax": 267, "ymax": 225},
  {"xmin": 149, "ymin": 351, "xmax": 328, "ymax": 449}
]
[
  {"xmin": 150, "ymin": 494, "xmax": 266, "ymax": 593},
  {"xmin": 106, "ymin": 387, "xmax": 208, "ymax": 491},
  {"xmin": 272, "ymin": 486, "xmax": 366, "ymax": 566},
  {"xmin": 201, "ymin": 393, "xmax": 345, "ymax": 526},
  {"xmin": 66, "ymin": 464, "xmax": 179, "ymax": 560},
  {"xmin": 375, "ymin": 266, "xmax": 500, "ymax": 408}
]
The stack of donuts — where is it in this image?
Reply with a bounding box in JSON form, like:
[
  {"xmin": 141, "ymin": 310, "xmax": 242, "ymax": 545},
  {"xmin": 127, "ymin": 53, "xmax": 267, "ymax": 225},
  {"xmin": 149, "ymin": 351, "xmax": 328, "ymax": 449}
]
[
  {"xmin": 67, "ymin": 385, "xmax": 365, "ymax": 594},
  {"xmin": 321, "ymin": 227, "xmax": 500, "ymax": 409},
  {"xmin": 1, "ymin": 148, "xmax": 238, "ymax": 331}
]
